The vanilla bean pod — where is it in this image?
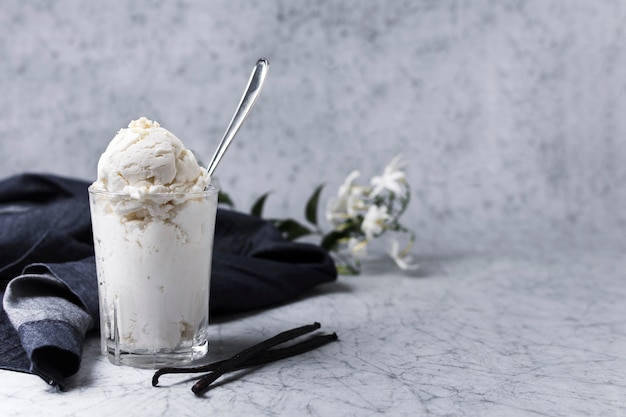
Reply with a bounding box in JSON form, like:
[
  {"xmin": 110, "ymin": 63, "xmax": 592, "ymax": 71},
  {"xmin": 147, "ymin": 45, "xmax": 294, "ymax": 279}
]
[
  {"xmin": 239, "ymin": 332, "xmax": 338, "ymax": 366},
  {"xmin": 190, "ymin": 322, "xmax": 323, "ymax": 395},
  {"xmin": 152, "ymin": 332, "xmax": 338, "ymax": 387}
]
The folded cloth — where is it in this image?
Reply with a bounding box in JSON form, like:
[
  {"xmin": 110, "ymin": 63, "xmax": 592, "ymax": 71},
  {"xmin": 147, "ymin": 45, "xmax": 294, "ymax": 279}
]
[{"xmin": 0, "ymin": 173, "xmax": 336, "ymax": 390}]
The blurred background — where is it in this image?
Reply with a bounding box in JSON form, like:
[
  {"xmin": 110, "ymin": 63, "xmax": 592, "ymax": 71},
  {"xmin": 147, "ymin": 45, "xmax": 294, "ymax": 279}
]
[{"xmin": 1, "ymin": 0, "xmax": 624, "ymax": 254}]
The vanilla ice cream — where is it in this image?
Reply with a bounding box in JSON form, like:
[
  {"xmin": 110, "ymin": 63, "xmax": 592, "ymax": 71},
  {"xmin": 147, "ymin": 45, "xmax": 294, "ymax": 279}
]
[
  {"xmin": 93, "ymin": 117, "xmax": 209, "ymax": 195},
  {"xmin": 89, "ymin": 117, "xmax": 217, "ymax": 367}
]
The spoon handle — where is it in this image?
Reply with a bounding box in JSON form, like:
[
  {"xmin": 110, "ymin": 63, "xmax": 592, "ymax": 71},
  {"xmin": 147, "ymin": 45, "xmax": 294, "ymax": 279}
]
[{"xmin": 206, "ymin": 58, "xmax": 269, "ymax": 178}]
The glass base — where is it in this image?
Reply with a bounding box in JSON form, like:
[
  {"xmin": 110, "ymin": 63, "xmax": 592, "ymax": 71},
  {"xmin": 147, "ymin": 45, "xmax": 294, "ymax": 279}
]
[{"xmin": 105, "ymin": 340, "xmax": 209, "ymax": 369}]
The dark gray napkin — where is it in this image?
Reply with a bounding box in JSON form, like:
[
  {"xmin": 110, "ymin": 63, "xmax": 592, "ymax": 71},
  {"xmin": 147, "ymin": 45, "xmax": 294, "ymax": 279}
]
[{"xmin": 0, "ymin": 173, "xmax": 336, "ymax": 390}]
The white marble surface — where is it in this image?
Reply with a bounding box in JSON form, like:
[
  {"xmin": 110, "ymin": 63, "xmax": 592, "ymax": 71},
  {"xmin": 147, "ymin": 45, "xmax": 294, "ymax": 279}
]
[{"xmin": 1, "ymin": 246, "xmax": 624, "ymax": 416}]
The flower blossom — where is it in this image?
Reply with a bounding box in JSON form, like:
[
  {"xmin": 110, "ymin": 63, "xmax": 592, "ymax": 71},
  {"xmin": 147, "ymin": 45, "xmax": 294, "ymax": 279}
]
[
  {"xmin": 388, "ymin": 239, "xmax": 418, "ymax": 271},
  {"xmin": 370, "ymin": 155, "xmax": 407, "ymax": 197},
  {"xmin": 338, "ymin": 170, "xmax": 360, "ymax": 199},
  {"xmin": 361, "ymin": 205, "xmax": 390, "ymax": 240},
  {"xmin": 326, "ymin": 170, "xmax": 369, "ymax": 225}
]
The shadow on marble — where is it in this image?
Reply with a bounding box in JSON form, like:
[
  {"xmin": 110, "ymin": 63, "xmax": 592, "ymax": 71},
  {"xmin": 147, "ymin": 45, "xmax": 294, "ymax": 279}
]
[
  {"xmin": 63, "ymin": 332, "xmax": 102, "ymax": 391},
  {"xmin": 211, "ymin": 280, "xmax": 353, "ymax": 325}
]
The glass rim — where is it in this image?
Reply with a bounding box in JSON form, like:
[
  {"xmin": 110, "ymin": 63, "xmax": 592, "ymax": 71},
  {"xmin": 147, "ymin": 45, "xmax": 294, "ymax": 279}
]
[{"xmin": 87, "ymin": 183, "xmax": 219, "ymax": 197}]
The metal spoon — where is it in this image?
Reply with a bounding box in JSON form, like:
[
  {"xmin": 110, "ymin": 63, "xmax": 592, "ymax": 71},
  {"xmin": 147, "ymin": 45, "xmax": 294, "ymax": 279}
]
[{"xmin": 206, "ymin": 58, "xmax": 269, "ymax": 178}]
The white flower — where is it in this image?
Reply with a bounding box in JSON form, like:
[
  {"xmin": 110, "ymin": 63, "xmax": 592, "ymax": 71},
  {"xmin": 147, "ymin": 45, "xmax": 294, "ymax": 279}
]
[
  {"xmin": 388, "ymin": 239, "xmax": 418, "ymax": 271},
  {"xmin": 325, "ymin": 197, "xmax": 345, "ymax": 225},
  {"xmin": 326, "ymin": 170, "xmax": 370, "ymax": 225},
  {"xmin": 338, "ymin": 170, "xmax": 360, "ymax": 199},
  {"xmin": 370, "ymin": 155, "xmax": 407, "ymax": 197},
  {"xmin": 361, "ymin": 205, "xmax": 390, "ymax": 240},
  {"xmin": 345, "ymin": 186, "xmax": 369, "ymax": 217}
]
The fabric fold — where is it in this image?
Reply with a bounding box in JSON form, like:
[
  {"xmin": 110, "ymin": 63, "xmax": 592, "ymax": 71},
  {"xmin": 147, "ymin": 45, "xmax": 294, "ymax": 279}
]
[
  {"xmin": 3, "ymin": 271, "xmax": 95, "ymax": 389},
  {"xmin": 0, "ymin": 173, "xmax": 337, "ymax": 390}
]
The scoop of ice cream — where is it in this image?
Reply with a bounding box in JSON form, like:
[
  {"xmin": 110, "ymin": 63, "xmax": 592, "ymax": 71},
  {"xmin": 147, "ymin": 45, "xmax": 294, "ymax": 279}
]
[{"xmin": 93, "ymin": 117, "xmax": 208, "ymax": 196}]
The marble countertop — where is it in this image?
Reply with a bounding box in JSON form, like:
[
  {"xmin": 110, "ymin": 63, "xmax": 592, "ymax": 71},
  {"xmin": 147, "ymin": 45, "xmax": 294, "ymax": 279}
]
[{"xmin": 1, "ymin": 247, "xmax": 624, "ymax": 416}]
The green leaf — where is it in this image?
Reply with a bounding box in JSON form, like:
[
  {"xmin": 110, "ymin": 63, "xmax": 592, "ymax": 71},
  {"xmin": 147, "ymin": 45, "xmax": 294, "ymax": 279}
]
[
  {"xmin": 320, "ymin": 229, "xmax": 351, "ymax": 251},
  {"xmin": 251, "ymin": 192, "xmax": 271, "ymax": 218},
  {"xmin": 218, "ymin": 191, "xmax": 235, "ymax": 208},
  {"xmin": 305, "ymin": 184, "xmax": 325, "ymax": 226},
  {"xmin": 275, "ymin": 219, "xmax": 314, "ymax": 241}
]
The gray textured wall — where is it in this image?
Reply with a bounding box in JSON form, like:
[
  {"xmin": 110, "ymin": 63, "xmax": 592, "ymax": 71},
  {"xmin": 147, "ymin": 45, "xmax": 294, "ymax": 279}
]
[{"xmin": 1, "ymin": 0, "xmax": 624, "ymax": 252}]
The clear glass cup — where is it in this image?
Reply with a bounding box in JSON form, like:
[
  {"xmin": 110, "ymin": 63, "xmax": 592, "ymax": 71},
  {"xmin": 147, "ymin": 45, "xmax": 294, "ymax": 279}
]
[{"xmin": 88, "ymin": 185, "xmax": 218, "ymax": 368}]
